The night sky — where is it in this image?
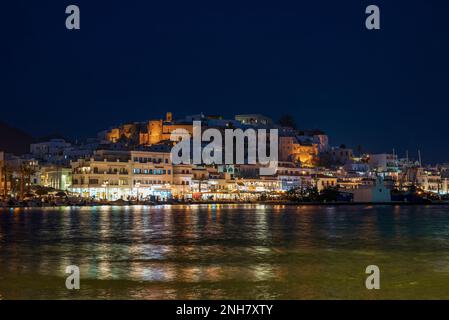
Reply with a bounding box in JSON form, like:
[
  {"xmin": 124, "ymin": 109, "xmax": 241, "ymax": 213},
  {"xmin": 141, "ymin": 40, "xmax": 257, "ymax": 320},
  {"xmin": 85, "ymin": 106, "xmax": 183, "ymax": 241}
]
[{"xmin": 2, "ymin": 1, "xmax": 449, "ymax": 163}]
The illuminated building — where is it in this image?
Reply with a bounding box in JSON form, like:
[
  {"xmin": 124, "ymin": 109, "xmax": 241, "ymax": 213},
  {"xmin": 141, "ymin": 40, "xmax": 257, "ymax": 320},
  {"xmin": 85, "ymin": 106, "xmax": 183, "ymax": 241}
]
[
  {"xmin": 275, "ymin": 161, "xmax": 310, "ymax": 191},
  {"xmin": 0, "ymin": 151, "xmax": 6, "ymax": 195},
  {"xmin": 130, "ymin": 150, "xmax": 173, "ymax": 200},
  {"xmin": 30, "ymin": 139, "xmax": 72, "ymax": 163},
  {"xmin": 171, "ymin": 164, "xmax": 193, "ymax": 198},
  {"xmin": 39, "ymin": 165, "xmax": 72, "ymax": 190},
  {"xmin": 416, "ymin": 168, "xmax": 444, "ymax": 194},
  {"xmin": 105, "ymin": 123, "xmax": 145, "ymax": 144},
  {"xmin": 368, "ymin": 153, "xmax": 398, "ymax": 173},
  {"xmin": 139, "ymin": 112, "xmax": 193, "ymax": 145},
  {"xmin": 71, "ymin": 148, "xmax": 193, "ymax": 200},
  {"xmin": 313, "ymin": 175, "xmax": 338, "ymax": 192},
  {"xmin": 350, "ymin": 176, "xmax": 391, "ymax": 202},
  {"xmin": 70, "ymin": 150, "xmax": 132, "ymax": 200},
  {"xmin": 235, "ymin": 114, "xmax": 273, "ymax": 126},
  {"xmin": 328, "ymin": 146, "xmax": 354, "ymax": 165},
  {"xmin": 278, "ymin": 136, "xmax": 318, "ymax": 167}
]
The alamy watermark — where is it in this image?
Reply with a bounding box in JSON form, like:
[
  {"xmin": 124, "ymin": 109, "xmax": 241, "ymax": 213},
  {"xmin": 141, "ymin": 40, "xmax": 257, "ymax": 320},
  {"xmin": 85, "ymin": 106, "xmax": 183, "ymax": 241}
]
[
  {"xmin": 65, "ymin": 5, "xmax": 80, "ymax": 30},
  {"xmin": 365, "ymin": 265, "xmax": 380, "ymax": 290},
  {"xmin": 65, "ymin": 265, "xmax": 80, "ymax": 290},
  {"xmin": 65, "ymin": 4, "xmax": 380, "ymax": 31},
  {"xmin": 365, "ymin": 5, "xmax": 380, "ymax": 30},
  {"xmin": 170, "ymin": 121, "xmax": 278, "ymax": 175}
]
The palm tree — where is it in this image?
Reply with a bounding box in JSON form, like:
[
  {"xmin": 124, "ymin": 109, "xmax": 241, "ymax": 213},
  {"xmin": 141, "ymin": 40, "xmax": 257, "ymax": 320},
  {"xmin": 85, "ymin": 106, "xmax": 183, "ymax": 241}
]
[
  {"xmin": 0, "ymin": 162, "xmax": 4, "ymax": 196},
  {"xmin": 24, "ymin": 164, "xmax": 36, "ymax": 193},
  {"xmin": 19, "ymin": 162, "xmax": 37, "ymax": 199},
  {"xmin": 19, "ymin": 164, "xmax": 26, "ymax": 200},
  {"xmin": 1, "ymin": 163, "xmax": 14, "ymax": 197}
]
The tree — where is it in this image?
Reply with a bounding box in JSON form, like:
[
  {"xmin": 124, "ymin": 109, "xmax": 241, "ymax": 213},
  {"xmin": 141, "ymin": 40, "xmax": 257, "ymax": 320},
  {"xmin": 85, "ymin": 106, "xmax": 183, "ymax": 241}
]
[
  {"xmin": 1, "ymin": 163, "xmax": 14, "ymax": 197},
  {"xmin": 19, "ymin": 162, "xmax": 37, "ymax": 199},
  {"xmin": 35, "ymin": 187, "xmax": 49, "ymax": 196},
  {"xmin": 319, "ymin": 186, "xmax": 340, "ymax": 202},
  {"xmin": 19, "ymin": 164, "xmax": 26, "ymax": 200},
  {"xmin": 286, "ymin": 186, "xmax": 319, "ymax": 202},
  {"xmin": 278, "ymin": 114, "xmax": 297, "ymax": 129},
  {"xmin": 23, "ymin": 163, "xmax": 36, "ymax": 193}
]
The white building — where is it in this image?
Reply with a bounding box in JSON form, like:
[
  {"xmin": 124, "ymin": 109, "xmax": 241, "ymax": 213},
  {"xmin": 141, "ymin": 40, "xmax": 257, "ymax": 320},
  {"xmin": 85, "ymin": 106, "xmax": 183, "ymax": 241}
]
[
  {"xmin": 70, "ymin": 148, "xmax": 192, "ymax": 201},
  {"xmin": 368, "ymin": 153, "xmax": 399, "ymax": 173},
  {"xmin": 70, "ymin": 150, "xmax": 132, "ymax": 200},
  {"xmin": 416, "ymin": 169, "xmax": 443, "ymax": 194},
  {"xmin": 276, "ymin": 162, "xmax": 308, "ymax": 191},
  {"xmin": 130, "ymin": 150, "xmax": 173, "ymax": 200},
  {"xmin": 351, "ymin": 176, "xmax": 391, "ymax": 202},
  {"xmin": 235, "ymin": 114, "xmax": 273, "ymax": 126},
  {"xmin": 30, "ymin": 139, "xmax": 72, "ymax": 163},
  {"xmin": 328, "ymin": 147, "xmax": 354, "ymax": 165}
]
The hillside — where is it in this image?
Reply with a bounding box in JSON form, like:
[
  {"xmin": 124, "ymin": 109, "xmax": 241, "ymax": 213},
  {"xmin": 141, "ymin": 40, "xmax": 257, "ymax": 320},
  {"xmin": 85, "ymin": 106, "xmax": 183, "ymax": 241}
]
[{"xmin": 0, "ymin": 121, "xmax": 35, "ymax": 155}]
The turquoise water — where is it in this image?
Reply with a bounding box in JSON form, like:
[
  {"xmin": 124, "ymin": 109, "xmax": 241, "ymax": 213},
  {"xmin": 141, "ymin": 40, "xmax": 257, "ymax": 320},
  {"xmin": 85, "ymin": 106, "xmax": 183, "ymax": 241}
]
[{"xmin": 1, "ymin": 204, "xmax": 449, "ymax": 299}]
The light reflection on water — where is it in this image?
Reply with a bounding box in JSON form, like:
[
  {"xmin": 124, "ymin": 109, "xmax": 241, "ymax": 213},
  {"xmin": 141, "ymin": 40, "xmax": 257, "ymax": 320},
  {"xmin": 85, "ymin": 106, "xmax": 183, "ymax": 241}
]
[{"xmin": 1, "ymin": 204, "xmax": 449, "ymax": 299}]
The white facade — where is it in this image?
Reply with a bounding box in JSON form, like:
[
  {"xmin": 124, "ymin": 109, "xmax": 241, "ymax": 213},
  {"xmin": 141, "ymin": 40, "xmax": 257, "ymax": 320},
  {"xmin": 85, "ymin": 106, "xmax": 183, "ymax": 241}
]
[
  {"xmin": 351, "ymin": 177, "xmax": 391, "ymax": 202},
  {"xmin": 30, "ymin": 139, "xmax": 72, "ymax": 163},
  {"xmin": 368, "ymin": 153, "xmax": 398, "ymax": 173}
]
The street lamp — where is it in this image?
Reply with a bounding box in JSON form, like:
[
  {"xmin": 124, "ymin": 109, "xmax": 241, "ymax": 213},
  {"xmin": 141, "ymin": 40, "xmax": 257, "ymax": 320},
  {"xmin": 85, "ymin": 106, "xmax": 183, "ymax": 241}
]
[{"xmin": 102, "ymin": 180, "xmax": 109, "ymax": 200}]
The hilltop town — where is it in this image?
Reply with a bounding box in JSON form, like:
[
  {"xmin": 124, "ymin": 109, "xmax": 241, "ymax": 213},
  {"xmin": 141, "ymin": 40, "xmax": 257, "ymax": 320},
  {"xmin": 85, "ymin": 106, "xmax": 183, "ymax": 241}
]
[{"xmin": 1, "ymin": 112, "xmax": 448, "ymax": 206}]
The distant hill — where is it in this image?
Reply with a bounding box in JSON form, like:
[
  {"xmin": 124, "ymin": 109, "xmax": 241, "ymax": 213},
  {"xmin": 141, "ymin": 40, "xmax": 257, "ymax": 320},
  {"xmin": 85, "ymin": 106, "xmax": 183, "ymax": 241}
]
[{"xmin": 0, "ymin": 121, "xmax": 35, "ymax": 155}]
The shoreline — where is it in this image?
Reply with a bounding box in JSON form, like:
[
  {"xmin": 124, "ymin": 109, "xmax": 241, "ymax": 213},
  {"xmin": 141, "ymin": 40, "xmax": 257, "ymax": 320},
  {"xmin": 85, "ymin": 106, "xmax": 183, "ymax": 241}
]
[{"xmin": 2, "ymin": 200, "xmax": 449, "ymax": 209}]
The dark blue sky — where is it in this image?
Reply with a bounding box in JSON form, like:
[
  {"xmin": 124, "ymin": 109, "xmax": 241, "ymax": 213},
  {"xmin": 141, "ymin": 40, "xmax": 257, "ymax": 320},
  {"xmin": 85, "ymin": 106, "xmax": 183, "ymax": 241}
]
[{"xmin": 2, "ymin": 1, "xmax": 449, "ymax": 163}]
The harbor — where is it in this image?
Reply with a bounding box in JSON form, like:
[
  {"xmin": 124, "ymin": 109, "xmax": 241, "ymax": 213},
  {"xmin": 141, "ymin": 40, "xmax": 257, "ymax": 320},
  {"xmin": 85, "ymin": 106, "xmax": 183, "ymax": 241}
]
[{"xmin": 2, "ymin": 204, "xmax": 449, "ymax": 299}]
